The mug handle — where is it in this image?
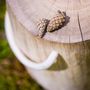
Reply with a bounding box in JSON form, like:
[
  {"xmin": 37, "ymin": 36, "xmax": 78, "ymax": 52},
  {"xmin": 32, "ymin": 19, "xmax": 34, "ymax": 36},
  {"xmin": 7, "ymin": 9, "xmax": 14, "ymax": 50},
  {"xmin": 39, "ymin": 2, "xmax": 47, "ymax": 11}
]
[{"xmin": 5, "ymin": 12, "xmax": 59, "ymax": 70}]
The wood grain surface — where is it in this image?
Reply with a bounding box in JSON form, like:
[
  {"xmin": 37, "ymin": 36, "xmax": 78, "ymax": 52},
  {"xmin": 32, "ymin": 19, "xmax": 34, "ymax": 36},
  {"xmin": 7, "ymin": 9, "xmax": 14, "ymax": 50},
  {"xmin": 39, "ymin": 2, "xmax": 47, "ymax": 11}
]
[
  {"xmin": 6, "ymin": 0, "xmax": 90, "ymax": 90},
  {"xmin": 6, "ymin": 0, "xmax": 90, "ymax": 43}
]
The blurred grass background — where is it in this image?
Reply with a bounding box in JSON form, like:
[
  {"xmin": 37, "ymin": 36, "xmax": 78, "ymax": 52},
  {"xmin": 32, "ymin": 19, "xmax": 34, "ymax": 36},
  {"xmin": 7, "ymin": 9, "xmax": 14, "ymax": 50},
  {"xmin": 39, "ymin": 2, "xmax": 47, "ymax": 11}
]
[{"xmin": 0, "ymin": 0, "xmax": 43, "ymax": 90}]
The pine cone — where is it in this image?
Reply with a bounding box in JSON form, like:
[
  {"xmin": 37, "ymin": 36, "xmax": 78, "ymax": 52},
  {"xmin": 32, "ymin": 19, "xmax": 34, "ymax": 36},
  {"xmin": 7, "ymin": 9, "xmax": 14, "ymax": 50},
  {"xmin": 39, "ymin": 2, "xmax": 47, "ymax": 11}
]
[
  {"xmin": 37, "ymin": 18, "xmax": 49, "ymax": 38},
  {"xmin": 47, "ymin": 11, "xmax": 66, "ymax": 32}
]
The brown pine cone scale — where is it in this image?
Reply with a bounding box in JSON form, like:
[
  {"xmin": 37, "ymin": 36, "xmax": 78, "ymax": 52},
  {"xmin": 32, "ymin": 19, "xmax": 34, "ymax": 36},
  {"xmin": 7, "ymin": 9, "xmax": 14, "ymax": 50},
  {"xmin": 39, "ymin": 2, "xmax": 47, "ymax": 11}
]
[
  {"xmin": 47, "ymin": 11, "xmax": 66, "ymax": 32},
  {"xmin": 37, "ymin": 18, "xmax": 49, "ymax": 37}
]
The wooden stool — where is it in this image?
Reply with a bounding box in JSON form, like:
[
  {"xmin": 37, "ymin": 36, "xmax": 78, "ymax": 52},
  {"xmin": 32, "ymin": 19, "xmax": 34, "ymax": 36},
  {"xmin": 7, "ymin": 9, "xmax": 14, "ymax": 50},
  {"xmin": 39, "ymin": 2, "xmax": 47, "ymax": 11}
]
[{"xmin": 5, "ymin": 0, "xmax": 90, "ymax": 90}]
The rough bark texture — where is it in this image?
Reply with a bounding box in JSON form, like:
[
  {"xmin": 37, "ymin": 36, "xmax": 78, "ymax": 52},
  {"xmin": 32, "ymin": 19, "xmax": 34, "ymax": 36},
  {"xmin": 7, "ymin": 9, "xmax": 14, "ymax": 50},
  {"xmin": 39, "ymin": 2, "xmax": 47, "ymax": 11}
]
[{"xmin": 6, "ymin": 0, "xmax": 90, "ymax": 90}]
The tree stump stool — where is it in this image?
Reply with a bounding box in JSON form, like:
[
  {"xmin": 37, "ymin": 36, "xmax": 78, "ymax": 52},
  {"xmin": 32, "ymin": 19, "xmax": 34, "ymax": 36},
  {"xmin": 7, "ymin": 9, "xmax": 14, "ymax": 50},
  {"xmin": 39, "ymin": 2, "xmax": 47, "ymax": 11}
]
[{"xmin": 5, "ymin": 0, "xmax": 90, "ymax": 90}]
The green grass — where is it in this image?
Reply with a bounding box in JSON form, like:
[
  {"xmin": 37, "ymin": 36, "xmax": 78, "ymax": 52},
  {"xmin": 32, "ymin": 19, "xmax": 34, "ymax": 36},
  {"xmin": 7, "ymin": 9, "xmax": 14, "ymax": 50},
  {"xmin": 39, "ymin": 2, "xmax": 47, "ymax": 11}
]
[
  {"xmin": 0, "ymin": 40, "xmax": 13, "ymax": 61},
  {"xmin": 0, "ymin": 0, "xmax": 6, "ymax": 31},
  {"xmin": 0, "ymin": 0, "xmax": 43, "ymax": 90},
  {"xmin": 0, "ymin": 58, "xmax": 42, "ymax": 90}
]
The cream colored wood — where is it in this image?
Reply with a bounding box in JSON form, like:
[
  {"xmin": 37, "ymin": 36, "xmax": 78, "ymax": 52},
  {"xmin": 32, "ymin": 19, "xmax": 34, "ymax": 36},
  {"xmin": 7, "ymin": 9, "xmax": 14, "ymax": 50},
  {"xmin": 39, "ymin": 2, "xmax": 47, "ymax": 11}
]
[
  {"xmin": 6, "ymin": 0, "xmax": 90, "ymax": 90},
  {"xmin": 5, "ymin": 12, "xmax": 59, "ymax": 70},
  {"xmin": 6, "ymin": 0, "xmax": 90, "ymax": 43}
]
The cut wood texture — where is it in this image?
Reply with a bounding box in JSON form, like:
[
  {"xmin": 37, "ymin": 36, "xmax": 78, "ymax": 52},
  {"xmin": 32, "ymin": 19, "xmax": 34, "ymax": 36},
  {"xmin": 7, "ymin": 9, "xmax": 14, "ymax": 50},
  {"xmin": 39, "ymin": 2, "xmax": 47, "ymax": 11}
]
[{"xmin": 6, "ymin": 0, "xmax": 90, "ymax": 90}]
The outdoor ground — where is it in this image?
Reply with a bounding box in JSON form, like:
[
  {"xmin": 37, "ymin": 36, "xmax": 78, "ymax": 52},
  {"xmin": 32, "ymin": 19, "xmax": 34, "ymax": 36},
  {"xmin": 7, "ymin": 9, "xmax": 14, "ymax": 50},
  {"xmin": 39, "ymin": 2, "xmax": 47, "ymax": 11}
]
[{"xmin": 0, "ymin": 0, "xmax": 43, "ymax": 90}]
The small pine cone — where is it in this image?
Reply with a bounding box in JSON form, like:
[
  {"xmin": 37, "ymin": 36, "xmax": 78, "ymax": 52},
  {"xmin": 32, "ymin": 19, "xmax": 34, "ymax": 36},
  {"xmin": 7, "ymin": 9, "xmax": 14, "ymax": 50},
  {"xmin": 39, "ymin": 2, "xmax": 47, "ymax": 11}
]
[
  {"xmin": 47, "ymin": 11, "xmax": 66, "ymax": 32},
  {"xmin": 37, "ymin": 18, "xmax": 49, "ymax": 38}
]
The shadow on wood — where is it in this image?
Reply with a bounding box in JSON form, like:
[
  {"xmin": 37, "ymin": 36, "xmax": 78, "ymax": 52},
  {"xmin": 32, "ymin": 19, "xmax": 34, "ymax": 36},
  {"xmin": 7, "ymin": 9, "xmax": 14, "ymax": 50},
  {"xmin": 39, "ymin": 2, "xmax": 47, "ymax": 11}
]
[
  {"xmin": 48, "ymin": 54, "xmax": 68, "ymax": 71},
  {"xmin": 84, "ymin": 41, "xmax": 90, "ymax": 90},
  {"xmin": 63, "ymin": 12, "xmax": 70, "ymax": 27}
]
